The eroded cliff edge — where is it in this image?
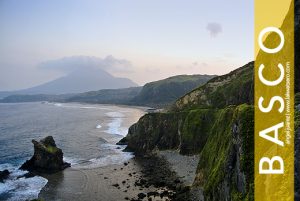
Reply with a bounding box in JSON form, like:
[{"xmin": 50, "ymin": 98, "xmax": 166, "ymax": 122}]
[
  {"xmin": 119, "ymin": 1, "xmax": 300, "ymax": 200},
  {"xmin": 119, "ymin": 61, "xmax": 255, "ymax": 200}
]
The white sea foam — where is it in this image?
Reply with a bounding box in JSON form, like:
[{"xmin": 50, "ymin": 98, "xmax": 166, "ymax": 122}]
[
  {"xmin": 106, "ymin": 112, "xmax": 125, "ymax": 118},
  {"xmin": 63, "ymin": 156, "xmax": 81, "ymax": 165},
  {"xmin": 53, "ymin": 103, "xmax": 63, "ymax": 107},
  {"xmin": 105, "ymin": 112, "xmax": 128, "ymax": 136},
  {"xmin": 72, "ymin": 143, "xmax": 133, "ymax": 169},
  {"xmin": 77, "ymin": 152, "xmax": 134, "ymax": 169},
  {"xmin": 96, "ymin": 124, "xmax": 102, "ymax": 129},
  {"xmin": 0, "ymin": 163, "xmax": 47, "ymax": 201},
  {"xmin": 51, "ymin": 102, "xmax": 114, "ymax": 111}
]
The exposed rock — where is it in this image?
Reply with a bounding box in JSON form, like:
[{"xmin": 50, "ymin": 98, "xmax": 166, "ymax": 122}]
[
  {"xmin": 124, "ymin": 104, "xmax": 254, "ymax": 200},
  {"xmin": 137, "ymin": 193, "xmax": 146, "ymax": 199},
  {"xmin": 0, "ymin": 169, "xmax": 10, "ymax": 182},
  {"xmin": 20, "ymin": 136, "xmax": 70, "ymax": 173},
  {"xmin": 116, "ymin": 137, "xmax": 128, "ymax": 145},
  {"xmin": 122, "ymin": 112, "xmax": 182, "ymax": 155}
]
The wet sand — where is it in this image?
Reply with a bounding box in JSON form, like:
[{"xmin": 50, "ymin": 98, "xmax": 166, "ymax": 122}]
[
  {"xmin": 39, "ymin": 154, "xmax": 197, "ymax": 201},
  {"xmin": 39, "ymin": 159, "xmax": 147, "ymax": 201}
]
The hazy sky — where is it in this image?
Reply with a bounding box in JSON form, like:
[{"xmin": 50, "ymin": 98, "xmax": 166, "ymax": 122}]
[{"xmin": 0, "ymin": 0, "xmax": 254, "ymax": 91}]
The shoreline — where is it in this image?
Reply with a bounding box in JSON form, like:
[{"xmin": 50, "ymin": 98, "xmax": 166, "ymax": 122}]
[
  {"xmin": 0, "ymin": 101, "xmax": 151, "ymax": 111},
  {"xmin": 0, "ymin": 102, "xmax": 147, "ymax": 201},
  {"xmin": 38, "ymin": 153, "xmax": 200, "ymax": 201}
]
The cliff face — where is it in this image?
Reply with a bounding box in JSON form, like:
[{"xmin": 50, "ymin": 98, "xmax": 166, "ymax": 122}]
[
  {"xmin": 125, "ymin": 109, "xmax": 220, "ymax": 155},
  {"xmin": 121, "ymin": 60, "xmax": 255, "ymax": 201},
  {"xmin": 125, "ymin": 112, "xmax": 183, "ymax": 155},
  {"xmin": 122, "ymin": 2, "xmax": 299, "ymax": 201},
  {"xmin": 195, "ymin": 105, "xmax": 254, "ymax": 201},
  {"xmin": 123, "ymin": 104, "xmax": 254, "ymax": 200}
]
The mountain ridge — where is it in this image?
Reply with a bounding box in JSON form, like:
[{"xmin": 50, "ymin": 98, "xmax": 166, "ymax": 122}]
[
  {"xmin": 0, "ymin": 74, "xmax": 215, "ymax": 108},
  {"xmin": 0, "ymin": 68, "xmax": 138, "ymax": 95}
]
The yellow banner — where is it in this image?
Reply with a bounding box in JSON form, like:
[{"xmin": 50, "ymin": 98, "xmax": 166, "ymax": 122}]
[{"xmin": 255, "ymin": 0, "xmax": 294, "ymax": 201}]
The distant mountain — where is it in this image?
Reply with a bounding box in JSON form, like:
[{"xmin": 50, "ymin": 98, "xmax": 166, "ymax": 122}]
[
  {"xmin": 0, "ymin": 74, "xmax": 215, "ymax": 107},
  {"xmin": 0, "ymin": 68, "xmax": 138, "ymax": 96},
  {"xmin": 131, "ymin": 74, "xmax": 216, "ymax": 107}
]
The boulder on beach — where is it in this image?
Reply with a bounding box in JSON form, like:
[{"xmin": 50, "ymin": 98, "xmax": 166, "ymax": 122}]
[
  {"xmin": 0, "ymin": 169, "xmax": 10, "ymax": 182},
  {"xmin": 20, "ymin": 136, "xmax": 70, "ymax": 173}
]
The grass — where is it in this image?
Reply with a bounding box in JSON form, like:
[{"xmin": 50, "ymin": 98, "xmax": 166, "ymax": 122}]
[
  {"xmin": 45, "ymin": 145, "xmax": 59, "ymax": 154},
  {"xmin": 194, "ymin": 104, "xmax": 254, "ymax": 201}
]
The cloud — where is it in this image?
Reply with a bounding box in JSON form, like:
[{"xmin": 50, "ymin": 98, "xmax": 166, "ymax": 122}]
[
  {"xmin": 206, "ymin": 22, "xmax": 222, "ymax": 37},
  {"xmin": 38, "ymin": 55, "xmax": 134, "ymax": 74},
  {"xmin": 192, "ymin": 62, "xmax": 208, "ymax": 67}
]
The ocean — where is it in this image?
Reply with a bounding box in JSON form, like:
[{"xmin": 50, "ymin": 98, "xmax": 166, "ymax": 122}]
[{"xmin": 0, "ymin": 102, "xmax": 145, "ymax": 201}]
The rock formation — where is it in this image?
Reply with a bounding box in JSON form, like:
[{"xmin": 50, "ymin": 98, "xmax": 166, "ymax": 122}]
[
  {"xmin": 20, "ymin": 136, "xmax": 70, "ymax": 173},
  {"xmin": 0, "ymin": 169, "xmax": 10, "ymax": 182}
]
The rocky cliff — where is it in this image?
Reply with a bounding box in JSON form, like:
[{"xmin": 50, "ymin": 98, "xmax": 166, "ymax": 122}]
[
  {"xmin": 124, "ymin": 109, "xmax": 218, "ymax": 155},
  {"xmin": 194, "ymin": 105, "xmax": 253, "ymax": 201},
  {"xmin": 122, "ymin": 104, "xmax": 254, "ymax": 200},
  {"xmin": 119, "ymin": 55, "xmax": 256, "ymax": 200},
  {"xmin": 121, "ymin": 2, "xmax": 299, "ymax": 201}
]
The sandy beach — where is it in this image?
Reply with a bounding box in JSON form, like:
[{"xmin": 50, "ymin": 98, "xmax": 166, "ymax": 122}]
[{"xmin": 38, "ymin": 152, "xmax": 201, "ymax": 201}]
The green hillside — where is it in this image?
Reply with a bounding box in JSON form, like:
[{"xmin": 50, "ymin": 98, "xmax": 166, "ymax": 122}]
[
  {"xmin": 0, "ymin": 74, "xmax": 215, "ymax": 108},
  {"xmin": 122, "ymin": 63, "xmax": 255, "ymax": 200},
  {"xmin": 131, "ymin": 74, "xmax": 216, "ymax": 107}
]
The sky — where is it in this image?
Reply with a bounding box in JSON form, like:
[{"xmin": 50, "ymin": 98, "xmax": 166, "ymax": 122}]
[{"xmin": 0, "ymin": 0, "xmax": 254, "ymax": 91}]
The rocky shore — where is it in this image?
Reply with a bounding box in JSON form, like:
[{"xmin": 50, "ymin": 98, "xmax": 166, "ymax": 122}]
[{"xmin": 38, "ymin": 152, "xmax": 199, "ymax": 201}]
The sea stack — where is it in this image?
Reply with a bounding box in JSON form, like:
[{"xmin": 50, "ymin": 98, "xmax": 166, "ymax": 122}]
[{"xmin": 20, "ymin": 136, "xmax": 70, "ymax": 173}]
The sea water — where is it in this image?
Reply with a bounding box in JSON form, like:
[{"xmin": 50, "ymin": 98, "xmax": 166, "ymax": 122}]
[{"xmin": 0, "ymin": 102, "xmax": 144, "ymax": 201}]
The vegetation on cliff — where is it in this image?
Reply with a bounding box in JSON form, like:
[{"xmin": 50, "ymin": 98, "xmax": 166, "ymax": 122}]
[
  {"xmin": 123, "ymin": 103, "xmax": 254, "ymax": 200},
  {"xmin": 195, "ymin": 104, "xmax": 253, "ymax": 201},
  {"xmin": 171, "ymin": 62, "xmax": 254, "ymax": 111},
  {"xmin": 120, "ymin": 59, "xmax": 257, "ymax": 201}
]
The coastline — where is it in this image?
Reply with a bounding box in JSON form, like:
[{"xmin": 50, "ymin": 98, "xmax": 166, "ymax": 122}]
[
  {"xmin": 39, "ymin": 153, "xmax": 200, "ymax": 201},
  {"xmin": 35, "ymin": 103, "xmax": 202, "ymax": 201},
  {"xmin": 0, "ymin": 102, "xmax": 202, "ymax": 201},
  {"xmin": 0, "ymin": 102, "xmax": 147, "ymax": 201}
]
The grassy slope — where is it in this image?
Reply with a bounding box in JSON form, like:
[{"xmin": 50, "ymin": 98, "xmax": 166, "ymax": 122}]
[
  {"xmin": 172, "ymin": 62, "xmax": 253, "ymax": 111},
  {"xmin": 131, "ymin": 74, "xmax": 216, "ymax": 107},
  {"xmin": 124, "ymin": 62, "xmax": 255, "ymax": 201}
]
